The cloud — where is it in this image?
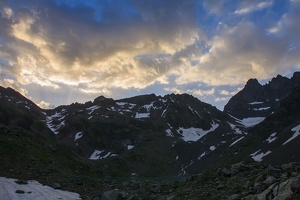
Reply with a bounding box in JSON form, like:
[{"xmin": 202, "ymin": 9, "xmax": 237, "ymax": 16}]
[
  {"xmin": 0, "ymin": 0, "xmax": 201, "ymax": 95},
  {"xmin": 175, "ymin": 19, "xmax": 299, "ymax": 86},
  {"xmin": 220, "ymin": 90, "xmax": 230, "ymax": 95},
  {"xmin": 234, "ymin": 1, "xmax": 273, "ymax": 15},
  {"xmin": 203, "ymin": 0, "xmax": 227, "ymax": 15},
  {"xmin": 192, "ymin": 88, "xmax": 215, "ymax": 97},
  {"xmin": 215, "ymin": 97, "xmax": 230, "ymax": 102},
  {"xmin": 0, "ymin": 0, "xmax": 299, "ymax": 110},
  {"xmin": 268, "ymin": 0, "xmax": 300, "ymax": 40},
  {"xmin": 36, "ymin": 100, "xmax": 51, "ymax": 109},
  {"xmin": 164, "ymin": 87, "xmax": 215, "ymax": 98},
  {"xmin": 1, "ymin": 7, "xmax": 13, "ymax": 19}
]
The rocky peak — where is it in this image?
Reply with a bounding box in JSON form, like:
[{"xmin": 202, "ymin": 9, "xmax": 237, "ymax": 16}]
[
  {"xmin": 0, "ymin": 86, "xmax": 40, "ymax": 111},
  {"xmin": 224, "ymin": 72, "xmax": 300, "ymax": 119},
  {"xmin": 267, "ymin": 74, "xmax": 292, "ymax": 90},
  {"xmin": 118, "ymin": 93, "xmax": 158, "ymax": 105},
  {"xmin": 245, "ymin": 78, "xmax": 262, "ymax": 89},
  {"xmin": 292, "ymin": 71, "xmax": 300, "ymax": 87}
]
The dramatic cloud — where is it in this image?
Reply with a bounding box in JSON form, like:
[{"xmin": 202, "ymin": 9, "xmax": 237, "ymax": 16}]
[{"xmin": 0, "ymin": 0, "xmax": 299, "ymax": 110}]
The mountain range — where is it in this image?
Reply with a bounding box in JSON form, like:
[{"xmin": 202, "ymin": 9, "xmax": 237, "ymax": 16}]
[{"xmin": 1, "ymin": 72, "xmax": 300, "ymax": 180}]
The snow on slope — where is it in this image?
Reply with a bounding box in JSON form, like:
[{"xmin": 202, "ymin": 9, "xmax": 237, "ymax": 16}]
[
  {"xmin": 86, "ymin": 105, "xmax": 100, "ymax": 115},
  {"xmin": 165, "ymin": 129, "xmax": 174, "ymax": 137},
  {"xmin": 177, "ymin": 121, "xmax": 219, "ymax": 142},
  {"xmin": 248, "ymin": 101, "xmax": 264, "ymax": 105},
  {"xmin": 283, "ymin": 124, "xmax": 300, "ymax": 145},
  {"xmin": 229, "ymin": 136, "xmax": 244, "ymax": 147},
  {"xmin": 89, "ymin": 150, "xmax": 118, "ymax": 160},
  {"xmin": 0, "ymin": 177, "xmax": 81, "ymax": 200},
  {"xmin": 227, "ymin": 122, "xmax": 243, "ymax": 134},
  {"xmin": 228, "ymin": 114, "xmax": 265, "ymax": 128},
  {"xmin": 251, "ymin": 150, "xmax": 271, "ymax": 162},
  {"xmin": 253, "ymin": 107, "xmax": 270, "ymax": 111},
  {"xmin": 74, "ymin": 132, "xmax": 83, "ymax": 141},
  {"xmin": 239, "ymin": 117, "xmax": 265, "ymax": 127},
  {"xmin": 265, "ymin": 132, "xmax": 277, "ymax": 143},
  {"xmin": 135, "ymin": 113, "xmax": 150, "ymax": 119},
  {"xmin": 45, "ymin": 109, "xmax": 67, "ymax": 134}
]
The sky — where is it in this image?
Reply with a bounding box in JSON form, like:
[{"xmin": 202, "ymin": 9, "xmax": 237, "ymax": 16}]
[{"xmin": 0, "ymin": 0, "xmax": 299, "ymax": 110}]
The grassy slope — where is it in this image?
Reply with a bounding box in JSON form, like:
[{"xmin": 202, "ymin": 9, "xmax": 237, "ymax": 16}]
[{"xmin": 0, "ymin": 125, "xmax": 111, "ymax": 199}]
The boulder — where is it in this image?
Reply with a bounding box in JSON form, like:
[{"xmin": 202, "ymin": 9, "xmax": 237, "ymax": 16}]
[
  {"xmin": 101, "ymin": 190, "xmax": 122, "ymax": 200},
  {"xmin": 218, "ymin": 168, "xmax": 232, "ymax": 177},
  {"xmin": 228, "ymin": 194, "xmax": 241, "ymax": 200},
  {"xmin": 255, "ymin": 176, "xmax": 299, "ymax": 200}
]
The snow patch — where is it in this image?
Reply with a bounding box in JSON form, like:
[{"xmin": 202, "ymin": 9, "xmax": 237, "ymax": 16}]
[
  {"xmin": 0, "ymin": 177, "xmax": 81, "ymax": 200},
  {"xmin": 116, "ymin": 102, "xmax": 126, "ymax": 106},
  {"xmin": 238, "ymin": 117, "xmax": 265, "ymax": 127},
  {"xmin": 229, "ymin": 136, "xmax": 244, "ymax": 147},
  {"xmin": 209, "ymin": 146, "xmax": 216, "ymax": 151},
  {"xmin": 127, "ymin": 145, "xmax": 134, "ymax": 150},
  {"xmin": 89, "ymin": 150, "xmax": 104, "ymax": 160},
  {"xmin": 74, "ymin": 132, "xmax": 83, "ymax": 141},
  {"xmin": 248, "ymin": 101, "xmax": 264, "ymax": 105},
  {"xmin": 198, "ymin": 152, "xmax": 207, "ymax": 160},
  {"xmin": 177, "ymin": 121, "xmax": 219, "ymax": 142},
  {"xmin": 251, "ymin": 150, "xmax": 271, "ymax": 162},
  {"xmin": 228, "ymin": 122, "xmax": 243, "ymax": 134},
  {"xmin": 142, "ymin": 102, "xmax": 154, "ymax": 111},
  {"xmin": 45, "ymin": 110, "xmax": 67, "ymax": 134},
  {"xmin": 161, "ymin": 104, "xmax": 169, "ymax": 118},
  {"xmin": 179, "ymin": 160, "xmax": 194, "ymax": 176},
  {"xmin": 253, "ymin": 107, "xmax": 270, "ymax": 111},
  {"xmin": 188, "ymin": 105, "xmax": 202, "ymax": 119},
  {"xmin": 86, "ymin": 105, "xmax": 100, "ymax": 115},
  {"xmin": 265, "ymin": 132, "xmax": 277, "ymax": 143},
  {"xmin": 89, "ymin": 150, "xmax": 117, "ymax": 160},
  {"xmin": 109, "ymin": 106, "xmax": 117, "ymax": 111},
  {"xmin": 116, "ymin": 102, "xmax": 136, "ymax": 109},
  {"xmin": 283, "ymin": 124, "xmax": 300, "ymax": 145},
  {"xmin": 165, "ymin": 129, "xmax": 174, "ymax": 137},
  {"xmin": 135, "ymin": 112, "xmax": 150, "ymax": 119}
]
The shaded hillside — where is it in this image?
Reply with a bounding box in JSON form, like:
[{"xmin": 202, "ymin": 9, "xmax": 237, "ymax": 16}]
[{"xmin": 42, "ymin": 93, "xmax": 239, "ymax": 177}]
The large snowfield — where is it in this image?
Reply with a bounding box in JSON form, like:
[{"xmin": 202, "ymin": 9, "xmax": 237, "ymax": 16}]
[{"xmin": 0, "ymin": 177, "xmax": 81, "ymax": 200}]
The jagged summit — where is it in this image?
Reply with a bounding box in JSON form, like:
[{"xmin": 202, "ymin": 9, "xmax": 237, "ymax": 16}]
[
  {"xmin": 292, "ymin": 71, "xmax": 300, "ymax": 86},
  {"xmin": 224, "ymin": 72, "xmax": 300, "ymax": 119},
  {"xmin": 245, "ymin": 78, "xmax": 261, "ymax": 88}
]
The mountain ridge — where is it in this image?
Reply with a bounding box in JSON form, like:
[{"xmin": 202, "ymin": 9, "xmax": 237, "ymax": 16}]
[{"xmin": 0, "ymin": 72, "xmax": 300, "ymax": 178}]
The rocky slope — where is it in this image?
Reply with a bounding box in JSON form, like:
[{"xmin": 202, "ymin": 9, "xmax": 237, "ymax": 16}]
[{"xmin": 87, "ymin": 161, "xmax": 300, "ymax": 200}]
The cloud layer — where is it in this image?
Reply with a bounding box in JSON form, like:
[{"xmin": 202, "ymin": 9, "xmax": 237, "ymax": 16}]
[{"xmin": 0, "ymin": 0, "xmax": 299, "ymax": 109}]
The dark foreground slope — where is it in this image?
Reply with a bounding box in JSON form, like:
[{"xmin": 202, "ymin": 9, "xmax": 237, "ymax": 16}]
[{"xmin": 0, "ymin": 87, "xmax": 113, "ymax": 198}]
